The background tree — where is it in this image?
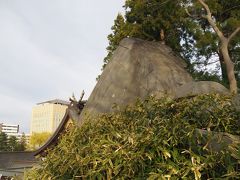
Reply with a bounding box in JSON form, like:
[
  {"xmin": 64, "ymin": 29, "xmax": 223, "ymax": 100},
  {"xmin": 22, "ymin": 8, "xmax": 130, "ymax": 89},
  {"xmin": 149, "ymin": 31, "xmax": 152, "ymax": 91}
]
[
  {"xmin": 102, "ymin": 0, "xmax": 240, "ymax": 91},
  {"xmin": 102, "ymin": 13, "xmax": 129, "ymax": 69},
  {"xmin": 0, "ymin": 132, "xmax": 8, "ymax": 151},
  {"xmin": 29, "ymin": 132, "xmax": 51, "ymax": 150},
  {"xmin": 102, "ymin": 0, "xmax": 188, "ymax": 69},
  {"xmin": 188, "ymin": 0, "xmax": 240, "ymax": 87},
  {"xmin": 8, "ymin": 136, "xmax": 18, "ymax": 151},
  {"xmin": 17, "ymin": 133, "xmax": 27, "ymax": 151},
  {"xmin": 185, "ymin": 0, "xmax": 240, "ymax": 93}
]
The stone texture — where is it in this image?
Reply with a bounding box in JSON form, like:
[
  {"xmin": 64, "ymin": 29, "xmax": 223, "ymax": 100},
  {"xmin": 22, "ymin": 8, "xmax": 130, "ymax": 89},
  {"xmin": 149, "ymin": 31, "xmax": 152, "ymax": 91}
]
[
  {"xmin": 78, "ymin": 38, "xmax": 193, "ymax": 123},
  {"xmin": 174, "ymin": 81, "xmax": 230, "ymax": 99},
  {"xmin": 231, "ymin": 95, "xmax": 240, "ymax": 111},
  {"xmin": 194, "ymin": 129, "xmax": 240, "ymax": 152}
]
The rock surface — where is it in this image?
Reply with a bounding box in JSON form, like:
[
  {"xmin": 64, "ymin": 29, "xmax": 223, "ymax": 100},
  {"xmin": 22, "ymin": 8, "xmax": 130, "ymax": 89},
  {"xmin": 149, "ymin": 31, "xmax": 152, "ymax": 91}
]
[
  {"xmin": 174, "ymin": 81, "xmax": 230, "ymax": 99},
  {"xmin": 78, "ymin": 38, "xmax": 193, "ymax": 123},
  {"xmin": 194, "ymin": 129, "xmax": 240, "ymax": 152}
]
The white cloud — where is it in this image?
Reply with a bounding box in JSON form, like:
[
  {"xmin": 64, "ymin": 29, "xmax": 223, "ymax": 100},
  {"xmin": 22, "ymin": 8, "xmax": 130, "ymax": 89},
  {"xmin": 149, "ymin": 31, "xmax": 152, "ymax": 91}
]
[
  {"xmin": 0, "ymin": 93, "xmax": 32, "ymax": 133},
  {"xmin": 0, "ymin": 0, "xmax": 125, "ymax": 132}
]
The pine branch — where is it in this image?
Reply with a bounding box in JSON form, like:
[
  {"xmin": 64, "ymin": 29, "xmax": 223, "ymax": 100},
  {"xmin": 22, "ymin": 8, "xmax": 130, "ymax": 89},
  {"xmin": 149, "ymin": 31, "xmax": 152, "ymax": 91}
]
[{"xmin": 221, "ymin": 5, "xmax": 240, "ymax": 15}]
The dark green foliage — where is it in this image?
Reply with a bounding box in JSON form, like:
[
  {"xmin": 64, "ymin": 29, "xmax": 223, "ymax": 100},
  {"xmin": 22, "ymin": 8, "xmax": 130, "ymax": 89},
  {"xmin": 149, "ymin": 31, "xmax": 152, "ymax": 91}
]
[
  {"xmin": 102, "ymin": 14, "xmax": 128, "ymax": 69},
  {"xmin": 102, "ymin": 0, "xmax": 240, "ymax": 87},
  {"xmin": 0, "ymin": 132, "xmax": 8, "ymax": 151},
  {"xmin": 26, "ymin": 94, "xmax": 240, "ymax": 179},
  {"xmin": 124, "ymin": 0, "xmax": 185, "ymax": 50},
  {"xmin": 8, "ymin": 136, "xmax": 18, "ymax": 151},
  {"xmin": 102, "ymin": 0, "xmax": 188, "ymax": 70},
  {"xmin": 0, "ymin": 132, "xmax": 27, "ymax": 152},
  {"xmin": 185, "ymin": 0, "xmax": 240, "ymax": 86}
]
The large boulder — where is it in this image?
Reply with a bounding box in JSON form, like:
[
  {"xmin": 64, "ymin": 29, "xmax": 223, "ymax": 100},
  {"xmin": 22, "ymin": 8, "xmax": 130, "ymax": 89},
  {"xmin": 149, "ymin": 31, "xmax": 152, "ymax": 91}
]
[
  {"xmin": 194, "ymin": 129, "xmax": 240, "ymax": 152},
  {"xmin": 78, "ymin": 38, "xmax": 193, "ymax": 123},
  {"xmin": 174, "ymin": 81, "xmax": 230, "ymax": 99}
]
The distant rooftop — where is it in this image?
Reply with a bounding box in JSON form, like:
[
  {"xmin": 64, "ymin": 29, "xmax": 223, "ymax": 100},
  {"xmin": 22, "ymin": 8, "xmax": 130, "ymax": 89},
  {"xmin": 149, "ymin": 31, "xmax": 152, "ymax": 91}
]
[
  {"xmin": 37, "ymin": 99, "xmax": 70, "ymax": 106},
  {"xmin": 0, "ymin": 123, "xmax": 19, "ymax": 127}
]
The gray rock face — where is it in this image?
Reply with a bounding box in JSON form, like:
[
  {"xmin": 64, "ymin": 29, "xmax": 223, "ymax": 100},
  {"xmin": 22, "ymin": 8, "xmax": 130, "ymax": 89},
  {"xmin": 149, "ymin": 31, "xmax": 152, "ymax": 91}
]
[
  {"xmin": 174, "ymin": 81, "xmax": 230, "ymax": 99},
  {"xmin": 78, "ymin": 38, "xmax": 193, "ymax": 123},
  {"xmin": 194, "ymin": 129, "xmax": 240, "ymax": 152}
]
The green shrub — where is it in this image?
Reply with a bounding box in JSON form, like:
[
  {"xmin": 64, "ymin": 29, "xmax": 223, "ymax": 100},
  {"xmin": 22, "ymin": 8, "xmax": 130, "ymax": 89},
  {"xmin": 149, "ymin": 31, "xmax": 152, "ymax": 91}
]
[{"xmin": 25, "ymin": 94, "xmax": 240, "ymax": 179}]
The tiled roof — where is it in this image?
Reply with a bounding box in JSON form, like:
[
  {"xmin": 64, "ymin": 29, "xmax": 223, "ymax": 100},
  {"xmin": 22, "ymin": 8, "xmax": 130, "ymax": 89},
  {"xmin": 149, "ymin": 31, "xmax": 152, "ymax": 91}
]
[
  {"xmin": 0, "ymin": 151, "xmax": 37, "ymax": 170},
  {"xmin": 0, "ymin": 100, "xmax": 86, "ymax": 175},
  {"xmin": 37, "ymin": 99, "xmax": 70, "ymax": 106}
]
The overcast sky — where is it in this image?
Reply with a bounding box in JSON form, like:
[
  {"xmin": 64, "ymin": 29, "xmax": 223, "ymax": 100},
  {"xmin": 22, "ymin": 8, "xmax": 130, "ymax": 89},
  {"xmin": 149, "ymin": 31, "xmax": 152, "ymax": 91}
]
[{"xmin": 0, "ymin": 0, "xmax": 125, "ymax": 133}]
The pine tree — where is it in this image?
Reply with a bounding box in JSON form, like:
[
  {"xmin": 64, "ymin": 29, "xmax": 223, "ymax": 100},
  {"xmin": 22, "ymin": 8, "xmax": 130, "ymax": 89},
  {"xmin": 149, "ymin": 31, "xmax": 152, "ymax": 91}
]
[
  {"xmin": 185, "ymin": 0, "xmax": 240, "ymax": 93},
  {"xmin": 102, "ymin": 14, "xmax": 128, "ymax": 70},
  {"xmin": 8, "ymin": 136, "xmax": 18, "ymax": 151},
  {"xmin": 102, "ymin": 0, "xmax": 240, "ymax": 91},
  {"xmin": 0, "ymin": 132, "xmax": 8, "ymax": 151},
  {"xmin": 102, "ymin": 0, "xmax": 190, "ymax": 71}
]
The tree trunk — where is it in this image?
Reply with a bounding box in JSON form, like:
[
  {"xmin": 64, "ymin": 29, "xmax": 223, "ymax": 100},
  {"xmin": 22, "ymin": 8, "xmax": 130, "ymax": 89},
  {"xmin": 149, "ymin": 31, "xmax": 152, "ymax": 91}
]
[
  {"xmin": 196, "ymin": 0, "xmax": 239, "ymax": 94},
  {"xmin": 220, "ymin": 40, "xmax": 237, "ymax": 94},
  {"xmin": 219, "ymin": 51, "xmax": 228, "ymax": 86}
]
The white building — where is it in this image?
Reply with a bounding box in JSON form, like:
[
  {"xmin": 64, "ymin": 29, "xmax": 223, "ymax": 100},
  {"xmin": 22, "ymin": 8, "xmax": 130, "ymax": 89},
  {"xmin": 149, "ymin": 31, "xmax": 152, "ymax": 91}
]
[
  {"xmin": 30, "ymin": 99, "xmax": 69, "ymax": 134},
  {"xmin": 0, "ymin": 123, "xmax": 19, "ymax": 136},
  {"xmin": 0, "ymin": 123, "xmax": 30, "ymax": 143}
]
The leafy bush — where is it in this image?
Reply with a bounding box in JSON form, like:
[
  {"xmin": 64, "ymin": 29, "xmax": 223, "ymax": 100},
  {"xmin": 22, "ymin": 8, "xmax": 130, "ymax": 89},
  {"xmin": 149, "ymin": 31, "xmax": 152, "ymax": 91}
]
[{"xmin": 25, "ymin": 94, "xmax": 240, "ymax": 179}]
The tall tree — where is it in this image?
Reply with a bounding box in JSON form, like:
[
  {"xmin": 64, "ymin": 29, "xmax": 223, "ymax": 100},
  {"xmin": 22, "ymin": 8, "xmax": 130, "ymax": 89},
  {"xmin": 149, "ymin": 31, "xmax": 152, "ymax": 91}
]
[
  {"xmin": 190, "ymin": 0, "xmax": 240, "ymax": 85},
  {"xmin": 102, "ymin": 13, "xmax": 129, "ymax": 69},
  {"xmin": 102, "ymin": 0, "xmax": 192, "ymax": 72},
  {"xmin": 186, "ymin": 0, "xmax": 240, "ymax": 93},
  {"xmin": 102, "ymin": 0, "xmax": 240, "ymax": 91}
]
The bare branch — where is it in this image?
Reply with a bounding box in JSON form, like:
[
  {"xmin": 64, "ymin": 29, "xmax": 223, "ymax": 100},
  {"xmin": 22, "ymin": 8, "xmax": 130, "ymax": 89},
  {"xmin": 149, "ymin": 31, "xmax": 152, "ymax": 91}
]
[
  {"xmin": 207, "ymin": 60, "xmax": 220, "ymax": 65},
  {"xmin": 185, "ymin": 8, "xmax": 201, "ymax": 20},
  {"xmin": 192, "ymin": 60, "xmax": 219, "ymax": 66},
  {"xmin": 79, "ymin": 90, "xmax": 85, "ymax": 102},
  {"xmin": 228, "ymin": 27, "xmax": 240, "ymax": 42},
  {"xmin": 221, "ymin": 5, "xmax": 240, "ymax": 15},
  {"xmin": 201, "ymin": 60, "xmax": 219, "ymax": 65}
]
